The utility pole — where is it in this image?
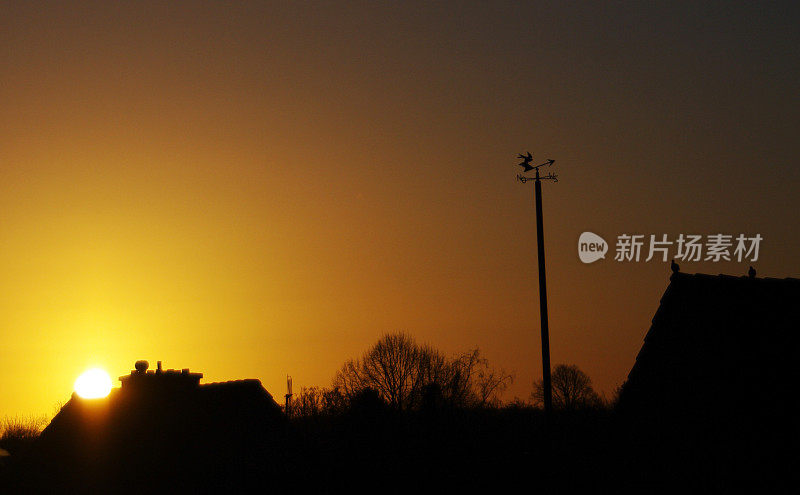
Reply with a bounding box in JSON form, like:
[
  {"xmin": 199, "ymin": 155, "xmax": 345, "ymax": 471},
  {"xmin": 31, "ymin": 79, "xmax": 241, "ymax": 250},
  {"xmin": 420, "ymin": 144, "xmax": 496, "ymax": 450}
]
[{"xmin": 516, "ymin": 152, "xmax": 557, "ymax": 422}]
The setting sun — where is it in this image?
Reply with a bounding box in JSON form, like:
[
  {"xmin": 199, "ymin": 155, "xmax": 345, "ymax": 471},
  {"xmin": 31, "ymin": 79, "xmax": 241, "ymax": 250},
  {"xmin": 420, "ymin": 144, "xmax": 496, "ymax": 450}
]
[{"xmin": 74, "ymin": 369, "xmax": 113, "ymax": 399}]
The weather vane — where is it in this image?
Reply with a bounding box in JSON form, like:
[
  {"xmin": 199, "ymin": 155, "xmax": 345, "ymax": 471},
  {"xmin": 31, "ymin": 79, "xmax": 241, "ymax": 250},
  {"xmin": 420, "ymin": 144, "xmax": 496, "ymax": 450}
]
[
  {"xmin": 516, "ymin": 151, "xmax": 557, "ymax": 183},
  {"xmin": 515, "ymin": 150, "xmax": 558, "ymax": 424}
]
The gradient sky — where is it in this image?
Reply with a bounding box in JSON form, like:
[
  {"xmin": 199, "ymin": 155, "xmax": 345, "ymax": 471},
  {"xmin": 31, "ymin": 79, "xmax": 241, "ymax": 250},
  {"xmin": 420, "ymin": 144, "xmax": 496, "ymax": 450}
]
[{"xmin": 2, "ymin": 1, "xmax": 798, "ymax": 417}]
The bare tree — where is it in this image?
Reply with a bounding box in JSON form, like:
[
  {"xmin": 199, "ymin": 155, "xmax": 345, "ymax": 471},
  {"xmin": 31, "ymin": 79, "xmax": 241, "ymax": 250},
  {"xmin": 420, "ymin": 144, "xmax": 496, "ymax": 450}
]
[
  {"xmin": 291, "ymin": 387, "xmax": 323, "ymax": 418},
  {"xmin": 474, "ymin": 360, "xmax": 514, "ymax": 407},
  {"xmin": 289, "ymin": 386, "xmax": 347, "ymax": 418},
  {"xmin": 334, "ymin": 333, "xmax": 513, "ymax": 410},
  {"xmin": 444, "ymin": 348, "xmax": 514, "ymax": 407},
  {"xmin": 532, "ymin": 364, "xmax": 602, "ymax": 410},
  {"xmin": 334, "ymin": 333, "xmax": 422, "ymax": 410}
]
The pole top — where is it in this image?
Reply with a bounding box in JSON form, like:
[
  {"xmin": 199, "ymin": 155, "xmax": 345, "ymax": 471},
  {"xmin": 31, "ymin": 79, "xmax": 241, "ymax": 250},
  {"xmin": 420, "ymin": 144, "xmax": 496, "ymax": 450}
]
[{"xmin": 516, "ymin": 152, "xmax": 557, "ymax": 183}]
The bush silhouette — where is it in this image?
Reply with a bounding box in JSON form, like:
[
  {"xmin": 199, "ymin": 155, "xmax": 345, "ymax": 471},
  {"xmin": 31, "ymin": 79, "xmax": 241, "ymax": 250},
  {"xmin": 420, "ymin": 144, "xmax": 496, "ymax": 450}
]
[{"xmin": 0, "ymin": 415, "xmax": 47, "ymax": 456}]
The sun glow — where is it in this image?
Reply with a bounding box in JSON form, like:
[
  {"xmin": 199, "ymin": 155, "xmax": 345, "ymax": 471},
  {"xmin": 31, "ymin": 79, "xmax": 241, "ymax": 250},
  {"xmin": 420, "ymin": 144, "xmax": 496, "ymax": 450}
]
[{"xmin": 74, "ymin": 368, "xmax": 113, "ymax": 399}]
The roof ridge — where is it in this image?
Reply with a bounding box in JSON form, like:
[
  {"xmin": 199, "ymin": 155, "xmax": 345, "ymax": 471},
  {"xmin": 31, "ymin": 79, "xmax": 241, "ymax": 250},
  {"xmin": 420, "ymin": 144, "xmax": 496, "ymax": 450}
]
[
  {"xmin": 670, "ymin": 271, "xmax": 800, "ymax": 282},
  {"xmin": 201, "ymin": 378, "xmax": 261, "ymax": 386}
]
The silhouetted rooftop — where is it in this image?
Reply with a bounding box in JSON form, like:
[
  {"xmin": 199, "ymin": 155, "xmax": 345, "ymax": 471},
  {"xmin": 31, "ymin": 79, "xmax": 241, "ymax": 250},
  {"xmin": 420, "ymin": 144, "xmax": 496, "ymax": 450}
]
[
  {"xmin": 619, "ymin": 271, "xmax": 799, "ymax": 419},
  {"xmin": 41, "ymin": 360, "xmax": 284, "ymax": 454}
]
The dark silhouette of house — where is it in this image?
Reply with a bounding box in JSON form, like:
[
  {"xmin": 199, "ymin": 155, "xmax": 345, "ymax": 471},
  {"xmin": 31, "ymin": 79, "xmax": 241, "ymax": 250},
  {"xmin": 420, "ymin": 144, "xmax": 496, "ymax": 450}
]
[
  {"xmin": 619, "ymin": 271, "xmax": 798, "ymax": 421},
  {"xmin": 615, "ymin": 271, "xmax": 798, "ymax": 490},
  {"xmin": 34, "ymin": 361, "xmax": 285, "ymax": 493}
]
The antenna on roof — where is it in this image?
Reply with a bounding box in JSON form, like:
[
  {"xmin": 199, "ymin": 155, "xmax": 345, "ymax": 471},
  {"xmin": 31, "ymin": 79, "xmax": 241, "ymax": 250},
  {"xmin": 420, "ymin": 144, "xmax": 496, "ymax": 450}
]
[{"xmin": 285, "ymin": 375, "xmax": 293, "ymax": 416}]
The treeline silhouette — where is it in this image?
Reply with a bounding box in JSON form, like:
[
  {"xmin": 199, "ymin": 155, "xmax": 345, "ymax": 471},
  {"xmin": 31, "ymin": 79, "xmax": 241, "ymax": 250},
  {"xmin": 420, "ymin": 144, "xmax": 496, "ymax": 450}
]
[
  {"xmin": 0, "ymin": 332, "xmax": 789, "ymax": 493},
  {"xmin": 289, "ymin": 333, "xmax": 515, "ymax": 417}
]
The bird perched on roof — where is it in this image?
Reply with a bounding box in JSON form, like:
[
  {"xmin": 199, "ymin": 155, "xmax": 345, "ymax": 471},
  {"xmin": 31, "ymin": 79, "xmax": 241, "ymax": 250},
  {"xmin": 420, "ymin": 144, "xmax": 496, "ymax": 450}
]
[
  {"xmin": 671, "ymin": 259, "xmax": 680, "ymax": 273},
  {"xmin": 517, "ymin": 152, "xmax": 534, "ymax": 172},
  {"xmin": 748, "ymin": 266, "xmax": 756, "ymax": 278}
]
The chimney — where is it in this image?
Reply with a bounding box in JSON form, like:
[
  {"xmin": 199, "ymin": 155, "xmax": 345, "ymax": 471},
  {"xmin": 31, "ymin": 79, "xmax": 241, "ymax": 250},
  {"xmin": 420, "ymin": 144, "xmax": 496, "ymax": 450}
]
[{"xmin": 157, "ymin": 361, "xmax": 162, "ymax": 374}]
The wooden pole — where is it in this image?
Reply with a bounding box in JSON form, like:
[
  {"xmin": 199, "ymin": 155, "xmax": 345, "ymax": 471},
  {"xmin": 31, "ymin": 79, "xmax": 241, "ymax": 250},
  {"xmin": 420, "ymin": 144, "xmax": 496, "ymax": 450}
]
[{"xmin": 534, "ymin": 167, "xmax": 553, "ymax": 421}]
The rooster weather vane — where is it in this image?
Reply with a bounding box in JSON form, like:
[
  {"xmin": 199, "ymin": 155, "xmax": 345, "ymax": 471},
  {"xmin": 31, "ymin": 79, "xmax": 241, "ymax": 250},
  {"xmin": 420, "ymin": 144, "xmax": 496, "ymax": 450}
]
[{"xmin": 516, "ymin": 152, "xmax": 557, "ymax": 183}]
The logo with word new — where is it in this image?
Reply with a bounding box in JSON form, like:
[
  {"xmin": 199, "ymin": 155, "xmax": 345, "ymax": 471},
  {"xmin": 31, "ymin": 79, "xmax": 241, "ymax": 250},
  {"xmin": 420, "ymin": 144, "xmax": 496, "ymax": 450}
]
[
  {"xmin": 577, "ymin": 232, "xmax": 762, "ymax": 264},
  {"xmin": 578, "ymin": 232, "xmax": 608, "ymax": 263}
]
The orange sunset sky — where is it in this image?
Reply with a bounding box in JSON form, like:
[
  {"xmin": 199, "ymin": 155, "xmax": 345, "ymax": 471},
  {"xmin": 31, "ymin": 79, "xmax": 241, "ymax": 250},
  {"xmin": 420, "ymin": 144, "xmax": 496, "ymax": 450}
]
[{"xmin": 2, "ymin": 1, "xmax": 799, "ymax": 417}]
